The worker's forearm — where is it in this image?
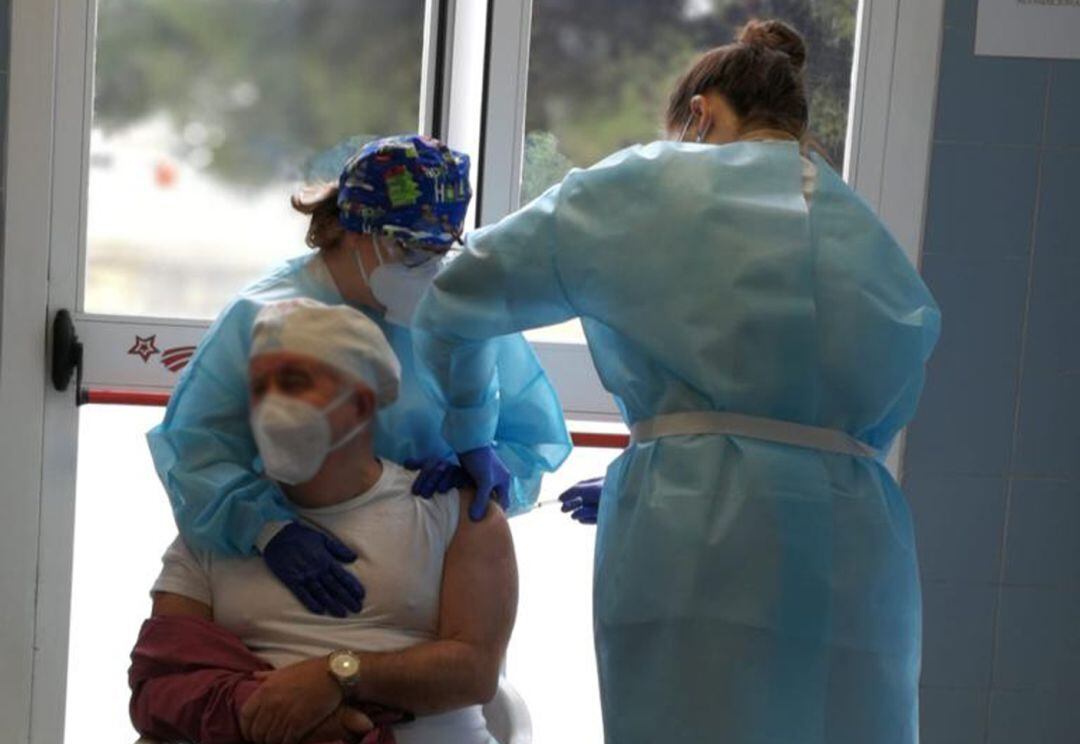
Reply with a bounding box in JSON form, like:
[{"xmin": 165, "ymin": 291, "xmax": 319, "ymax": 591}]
[{"xmin": 350, "ymin": 640, "xmax": 498, "ymax": 715}]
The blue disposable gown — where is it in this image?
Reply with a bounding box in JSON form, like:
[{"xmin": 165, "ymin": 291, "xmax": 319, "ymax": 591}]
[
  {"xmin": 147, "ymin": 252, "xmax": 571, "ymax": 555},
  {"xmin": 413, "ymin": 141, "xmax": 941, "ymax": 744}
]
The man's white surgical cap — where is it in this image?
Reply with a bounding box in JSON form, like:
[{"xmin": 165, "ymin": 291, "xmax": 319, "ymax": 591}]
[{"xmin": 251, "ymin": 298, "xmax": 401, "ymax": 407}]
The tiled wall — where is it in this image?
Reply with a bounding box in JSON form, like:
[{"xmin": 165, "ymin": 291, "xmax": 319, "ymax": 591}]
[{"xmin": 903, "ymin": 1, "xmax": 1080, "ymax": 742}]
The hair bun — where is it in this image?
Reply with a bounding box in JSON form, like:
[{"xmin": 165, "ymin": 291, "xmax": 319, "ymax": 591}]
[{"xmin": 739, "ymin": 19, "xmax": 807, "ymax": 72}]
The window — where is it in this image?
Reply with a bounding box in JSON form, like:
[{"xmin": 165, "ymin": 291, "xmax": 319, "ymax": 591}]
[
  {"xmin": 66, "ymin": 406, "xmax": 173, "ymax": 743},
  {"xmin": 85, "ymin": 0, "xmax": 427, "ymax": 320},
  {"xmin": 506, "ymin": 442, "xmax": 620, "ymax": 743},
  {"xmin": 519, "ymin": 0, "xmax": 859, "ymax": 343},
  {"xmin": 522, "ymin": 0, "xmax": 858, "ymax": 203}
]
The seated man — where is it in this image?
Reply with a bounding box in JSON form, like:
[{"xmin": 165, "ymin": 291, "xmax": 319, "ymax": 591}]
[{"xmin": 130, "ymin": 298, "xmax": 517, "ymax": 744}]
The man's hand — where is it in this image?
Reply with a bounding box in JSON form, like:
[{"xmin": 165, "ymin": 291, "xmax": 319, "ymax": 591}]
[
  {"xmin": 240, "ymin": 656, "xmax": 344, "ymax": 744},
  {"xmin": 302, "ymin": 706, "xmax": 374, "ymax": 744}
]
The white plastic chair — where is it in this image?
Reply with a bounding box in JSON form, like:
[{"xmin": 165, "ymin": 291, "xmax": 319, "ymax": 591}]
[
  {"xmin": 133, "ymin": 676, "xmax": 532, "ymax": 744},
  {"xmin": 482, "ymin": 677, "xmax": 533, "ymax": 744}
]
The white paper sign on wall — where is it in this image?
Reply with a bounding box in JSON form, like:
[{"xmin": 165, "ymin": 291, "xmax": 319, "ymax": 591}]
[{"xmin": 976, "ymin": 0, "xmax": 1080, "ymax": 59}]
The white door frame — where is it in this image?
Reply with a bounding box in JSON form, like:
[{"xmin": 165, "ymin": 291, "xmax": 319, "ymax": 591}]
[
  {"xmin": 0, "ymin": 0, "xmax": 947, "ymax": 740},
  {"xmin": 1, "ymin": 0, "xmax": 85, "ymax": 741}
]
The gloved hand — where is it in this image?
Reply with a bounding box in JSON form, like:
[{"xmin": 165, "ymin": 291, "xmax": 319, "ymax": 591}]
[
  {"xmin": 558, "ymin": 476, "xmax": 604, "ymax": 525},
  {"xmin": 405, "ymin": 457, "xmax": 471, "ymax": 498},
  {"xmin": 457, "ymin": 446, "xmax": 511, "ymax": 522},
  {"xmin": 262, "ymin": 522, "xmax": 365, "ymax": 617}
]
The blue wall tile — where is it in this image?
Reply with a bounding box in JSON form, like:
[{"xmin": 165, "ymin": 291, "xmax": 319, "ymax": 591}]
[
  {"xmin": 915, "ymin": 3, "xmax": 1079, "ymax": 743},
  {"xmin": 988, "ymin": 691, "xmax": 1044, "ymax": 744},
  {"xmin": 1046, "ymin": 62, "xmax": 1080, "ymax": 148},
  {"xmin": 906, "ymin": 357, "xmax": 1018, "ymax": 475},
  {"xmin": 923, "ymin": 143, "xmax": 1040, "ymax": 259},
  {"xmin": 1043, "ymin": 686, "xmax": 1080, "ymax": 744},
  {"xmin": 1032, "ymin": 150, "xmax": 1080, "ymax": 264},
  {"xmin": 922, "ymin": 583, "xmax": 997, "ymax": 687},
  {"xmin": 987, "ymin": 689, "xmax": 1080, "ymax": 744},
  {"xmin": 920, "ymin": 686, "xmax": 987, "ymax": 744},
  {"xmin": 1023, "ymin": 244, "xmax": 1080, "ymax": 377},
  {"xmin": 1013, "ymin": 370, "xmax": 1080, "ymax": 479},
  {"xmin": 920, "ymin": 254, "xmax": 1028, "ymax": 367},
  {"xmin": 944, "ymin": 0, "xmax": 976, "ymax": 31},
  {"xmin": 934, "ymin": 27, "xmax": 1049, "ymax": 146},
  {"xmin": 904, "ymin": 253, "xmax": 1028, "ymax": 474},
  {"xmin": 994, "ymin": 587, "xmax": 1080, "ymax": 690},
  {"xmin": 906, "ymin": 473, "xmax": 1005, "ymax": 582},
  {"xmin": 1011, "ymin": 152, "xmax": 1080, "ymax": 484},
  {"xmin": 1004, "ymin": 480, "xmax": 1080, "ymax": 586}
]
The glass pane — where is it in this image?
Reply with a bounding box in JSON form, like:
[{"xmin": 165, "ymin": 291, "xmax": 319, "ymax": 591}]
[
  {"xmin": 506, "ymin": 444, "xmax": 618, "ymax": 743},
  {"xmin": 85, "ymin": 0, "xmax": 426, "ymax": 320},
  {"xmin": 522, "ymin": 0, "xmax": 859, "ymax": 344},
  {"xmin": 66, "ymin": 405, "xmax": 617, "ymax": 742},
  {"xmin": 66, "ymin": 405, "xmax": 174, "ymax": 743}
]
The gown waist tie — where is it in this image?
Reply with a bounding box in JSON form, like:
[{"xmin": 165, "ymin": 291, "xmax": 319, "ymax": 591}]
[{"xmin": 630, "ymin": 411, "xmax": 879, "ymax": 459}]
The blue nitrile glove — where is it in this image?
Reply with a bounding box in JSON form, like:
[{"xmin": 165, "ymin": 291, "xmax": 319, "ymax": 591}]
[
  {"xmin": 262, "ymin": 522, "xmax": 365, "ymax": 618},
  {"xmin": 558, "ymin": 476, "xmax": 604, "ymax": 525},
  {"xmin": 458, "ymin": 446, "xmax": 511, "ymax": 522},
  {"xmin": 405, "ymin": 457, "xmax": 471, "ymax": 498}
]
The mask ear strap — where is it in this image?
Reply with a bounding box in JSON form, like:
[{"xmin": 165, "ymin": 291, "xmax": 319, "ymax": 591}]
[
  {"xmin": 372, "ymin": 234, "xmax": 391, "ymax": 265},
  {"xmin": 352, "ymin": 243, "xmax": 372, "ymax": 285},
  {"xmin": 329, "ymin": 418, "xmax": 368, "ymax": 453},
  {"xmin": 677, "ymin": 114, "xmax": 694, "ymax": 142},
  {"xmin": 324, "ymin": 387, "xmax": 370, "ymax": 452},
  {"xmin": 694, "ymin": 109, "xmax": 711, "ymax": 143}
]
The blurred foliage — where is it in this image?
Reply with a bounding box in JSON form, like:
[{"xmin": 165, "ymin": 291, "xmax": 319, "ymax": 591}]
[
  {"xmin": 94, "ymin": 0, "xmax": 424, "ymax": 186},
  {"xmin": 521, "ymin": 132, "xmax": 576, "ymax": 205},
  {"xmin": 92, "ymin": 0, "xmax": 855, "ymax": 202},
  {"xmin": 523, "ymin": 0, "xmax": 857, "ymax": 202}
]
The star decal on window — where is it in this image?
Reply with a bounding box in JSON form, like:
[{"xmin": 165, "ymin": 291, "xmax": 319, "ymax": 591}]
[{"xmin": 128, "ymin": 335, "xmax": 161, "ymax": 364}]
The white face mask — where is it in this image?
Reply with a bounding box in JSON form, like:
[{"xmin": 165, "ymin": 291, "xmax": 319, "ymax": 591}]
[
  {"xmin": 354, "ymin": 236, "xmax": 442, "ymax": 326},
  {"xmin": 251, "ymin": 388, "xmax": 365, "ymax": 485}
]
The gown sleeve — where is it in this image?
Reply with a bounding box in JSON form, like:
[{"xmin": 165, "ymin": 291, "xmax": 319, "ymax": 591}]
[
  {"xmin": 146, "ymin": 299, "xmax": 295, "ymax": 556},
  {"xmin": 413, "ymin": 182, "xmax": 579, "ymax": 458}
]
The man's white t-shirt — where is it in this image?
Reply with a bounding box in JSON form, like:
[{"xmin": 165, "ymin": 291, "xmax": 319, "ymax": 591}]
[{"xmin": 152, "ymin": 460, "xmax": 492, "ymax": 744}]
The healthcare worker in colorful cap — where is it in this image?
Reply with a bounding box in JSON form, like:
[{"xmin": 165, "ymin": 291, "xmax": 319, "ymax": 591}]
[
  {"xmin": 413, "ymin": 21, "xmax": 940, "ymax": 744},
  {"xmin": 148, "ymin": 134, "xmax": 570, "ymax": 618}
]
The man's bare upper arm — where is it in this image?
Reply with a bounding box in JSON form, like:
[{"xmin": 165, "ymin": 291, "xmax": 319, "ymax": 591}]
[
  {"xmin": 152, "ymin": 591, "xmax": 213, "ymax": 620},
  {"xmin": 437, "ymin": 491, "xmax": 518, "ymax": 663}
]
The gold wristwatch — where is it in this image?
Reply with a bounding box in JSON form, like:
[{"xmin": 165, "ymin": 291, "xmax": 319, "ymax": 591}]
[{"xmin": 327, "ymin": 649, "xmax": 362, "ymax": 690}]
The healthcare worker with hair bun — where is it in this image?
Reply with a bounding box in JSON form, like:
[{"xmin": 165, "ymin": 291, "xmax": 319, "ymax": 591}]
[
  {"xmin": 148, "ymin": 135, "xmax": 570, "ymax": 619},
  {"xmin": 414, "ymin": 20, "xmax": 940, "ymax": 744}
]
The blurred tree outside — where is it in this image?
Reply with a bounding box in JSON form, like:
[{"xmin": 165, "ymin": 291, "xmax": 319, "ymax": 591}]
[
  {"xmin": 522, "ymin": 0, "xmax": 858, "ymax": 203},
  {"xmin": 84, "ymin": 0, "xmax": 856, "ymax": 317},
  {"xmin": 92, "ymin": 0, "xmax": 855, "ymax": 201},
  {"xmin": 94, "ymin": 0, "xmax": 425, "ymax": 187}
]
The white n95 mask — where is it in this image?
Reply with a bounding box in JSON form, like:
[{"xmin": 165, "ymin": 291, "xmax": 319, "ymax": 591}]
[
  {"xmin": 354, "ymin": 236, "xmax": 442, "ymax": 326},
  {"xmin": 251, "ymin": 389, "xmax": 365, "ymax": 485}
]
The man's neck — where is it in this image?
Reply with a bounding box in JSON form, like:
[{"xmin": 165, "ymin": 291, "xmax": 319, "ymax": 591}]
[{"xmin": 284, "ymin": 439, "xmax": 384, "ymax": 510}]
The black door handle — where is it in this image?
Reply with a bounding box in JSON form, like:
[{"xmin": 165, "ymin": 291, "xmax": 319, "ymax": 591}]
[{"xmin": 52, "ymin": 309, "xmax": 86, "ymax": 404}]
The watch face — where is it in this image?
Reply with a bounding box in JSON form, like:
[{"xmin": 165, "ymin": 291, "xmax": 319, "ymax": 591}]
[{"xmin": 330, "ymin": 652, "xmax": 360, "ymax": 680}]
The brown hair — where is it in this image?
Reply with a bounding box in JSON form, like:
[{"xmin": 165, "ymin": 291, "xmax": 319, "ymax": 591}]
[
  {"xmin": 291, "ymin": 183, "xmax": 346, "ymax": 251},
  {"xmin": 665, "ymin": 19, "xmax": 809, "ymax": 140}
]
